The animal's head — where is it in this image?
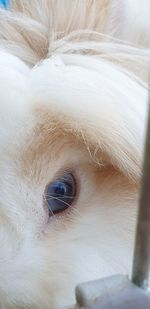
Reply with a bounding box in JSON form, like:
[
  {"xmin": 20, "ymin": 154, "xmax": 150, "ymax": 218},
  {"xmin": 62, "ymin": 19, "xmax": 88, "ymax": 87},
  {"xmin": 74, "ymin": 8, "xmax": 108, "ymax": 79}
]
[{"xmin": 0, "ymin": 1, "xmax": 149, "ymax": 308}]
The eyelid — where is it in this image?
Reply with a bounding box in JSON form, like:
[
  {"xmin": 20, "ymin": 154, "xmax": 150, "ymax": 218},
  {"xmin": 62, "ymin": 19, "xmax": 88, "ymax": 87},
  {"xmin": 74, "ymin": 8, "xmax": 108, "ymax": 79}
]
[
  {"xmin": 52, "ymin": 166, "xmax": 76, "ymax": 182},
  {"xmin": 48, "ymin": 164, "xmax": 79, "ymax": 190}
]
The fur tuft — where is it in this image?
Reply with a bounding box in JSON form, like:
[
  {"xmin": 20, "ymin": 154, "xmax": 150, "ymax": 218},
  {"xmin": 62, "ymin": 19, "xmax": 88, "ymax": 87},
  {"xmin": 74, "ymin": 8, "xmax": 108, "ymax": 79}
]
[{"xmin": 0, "ymin": 1, "xmax": 150, "ymax": 308}]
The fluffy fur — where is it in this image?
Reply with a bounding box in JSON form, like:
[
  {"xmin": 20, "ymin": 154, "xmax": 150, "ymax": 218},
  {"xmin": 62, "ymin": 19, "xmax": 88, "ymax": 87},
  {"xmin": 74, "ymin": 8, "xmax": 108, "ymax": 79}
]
[{"xmin": 0, "ymin": 1, "xmax": 150, "ymax": 308}]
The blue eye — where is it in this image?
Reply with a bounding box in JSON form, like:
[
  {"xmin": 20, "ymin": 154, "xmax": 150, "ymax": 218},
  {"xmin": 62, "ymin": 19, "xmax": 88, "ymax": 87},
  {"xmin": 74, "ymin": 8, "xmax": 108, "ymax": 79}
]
[{"xmin": 44, "ymin": 173, "xmax": 76, "ymax": 215}]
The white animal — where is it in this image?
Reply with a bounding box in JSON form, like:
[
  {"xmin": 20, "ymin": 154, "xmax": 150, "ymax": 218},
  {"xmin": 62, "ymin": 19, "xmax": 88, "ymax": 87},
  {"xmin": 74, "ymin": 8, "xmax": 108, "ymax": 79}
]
[{"xmin": 0, "ymin": 1, "xmax": 149, "ymax": 308}]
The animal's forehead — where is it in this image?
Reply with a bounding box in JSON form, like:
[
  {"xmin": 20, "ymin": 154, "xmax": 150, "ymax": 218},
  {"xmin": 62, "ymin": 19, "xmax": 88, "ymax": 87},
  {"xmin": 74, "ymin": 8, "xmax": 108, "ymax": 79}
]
[
  {"xmin": 0, "ymin": 52, "xmax": 90, "ymax": 178},
  {"xmin": 21, "ymin": 105, "xmax": 94, "ymax": 184},
  {"xmin": 0, "ymin": 51, "xmax": 145, "ymax": 183}
]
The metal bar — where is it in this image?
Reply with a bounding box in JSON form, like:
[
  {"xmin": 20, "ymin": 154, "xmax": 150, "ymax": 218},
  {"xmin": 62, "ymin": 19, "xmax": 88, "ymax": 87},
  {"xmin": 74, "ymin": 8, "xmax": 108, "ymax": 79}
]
[
  {"xmin": 75, "ymin": 275, "xmax": 150, "ymax": 309},
  {"xmin": 132, "ymin": 98, "xmax": 150, "ymax": 289}
]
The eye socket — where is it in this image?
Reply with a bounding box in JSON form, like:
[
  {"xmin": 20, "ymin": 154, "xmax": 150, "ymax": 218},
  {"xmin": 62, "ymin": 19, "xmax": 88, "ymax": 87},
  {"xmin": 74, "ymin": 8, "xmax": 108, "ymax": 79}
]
[{"xmin": 44, "ymin": 173, "xmax": 76, "ymax": 216}]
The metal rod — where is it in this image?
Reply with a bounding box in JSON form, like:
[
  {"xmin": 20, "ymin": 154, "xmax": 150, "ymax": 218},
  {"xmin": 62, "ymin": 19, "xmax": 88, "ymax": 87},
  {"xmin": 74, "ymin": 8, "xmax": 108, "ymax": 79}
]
[{"xmin": 132, "ymin": 98, "xmax": 150, "ymax": 289}]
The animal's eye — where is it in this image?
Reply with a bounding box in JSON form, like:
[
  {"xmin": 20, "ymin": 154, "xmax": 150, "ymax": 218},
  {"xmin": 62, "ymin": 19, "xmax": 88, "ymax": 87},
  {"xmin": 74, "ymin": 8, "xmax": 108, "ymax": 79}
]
[{"xmin": 44, "ymin": 173, "xmax": 76, "ymax": 216}]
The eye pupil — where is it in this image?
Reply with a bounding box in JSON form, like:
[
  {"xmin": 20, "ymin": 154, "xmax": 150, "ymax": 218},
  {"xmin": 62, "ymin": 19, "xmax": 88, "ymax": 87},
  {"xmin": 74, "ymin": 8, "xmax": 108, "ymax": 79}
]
[
  {"xmin": 45, "ymin": 173, "xmax": 76, "ymax": 215},
  {"xmin": 54, "ymin": 182, "xmax": 67, "ymax": 196}
]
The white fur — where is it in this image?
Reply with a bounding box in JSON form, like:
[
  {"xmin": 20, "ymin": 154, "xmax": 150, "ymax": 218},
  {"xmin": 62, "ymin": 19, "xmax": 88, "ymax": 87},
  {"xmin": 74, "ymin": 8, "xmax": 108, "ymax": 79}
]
[
  {"xmin": 108, "ymin": 0, "xmax": 150, "ymax": 46},
  {"xmin": 0, "ymin": 1, "xmax": 150, "ymax": 308}
]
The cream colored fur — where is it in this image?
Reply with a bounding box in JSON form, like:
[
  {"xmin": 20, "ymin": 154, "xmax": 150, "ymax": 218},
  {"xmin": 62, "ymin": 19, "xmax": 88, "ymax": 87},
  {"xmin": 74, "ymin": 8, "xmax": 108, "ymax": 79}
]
[{"xmin": 0, "ymin": 1, "xmax": 150, "ymax": 308}]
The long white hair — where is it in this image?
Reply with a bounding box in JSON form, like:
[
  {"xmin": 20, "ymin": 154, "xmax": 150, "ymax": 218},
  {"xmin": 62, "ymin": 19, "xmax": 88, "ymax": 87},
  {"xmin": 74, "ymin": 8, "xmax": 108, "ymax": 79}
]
[
  {"xmin": 0, "ymin": 1, "xmax": 150, "ymax": 308},
  {"xmin": 0, "ymin": 0, "xmax": 149, "ymax": 179}
]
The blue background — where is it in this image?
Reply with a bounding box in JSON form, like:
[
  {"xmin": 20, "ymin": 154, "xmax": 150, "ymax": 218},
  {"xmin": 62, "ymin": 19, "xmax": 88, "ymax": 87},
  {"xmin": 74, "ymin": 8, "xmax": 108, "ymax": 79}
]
[{"xmin": 0, "ymin": 0, "xmax": 9, "ymax": 8}]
